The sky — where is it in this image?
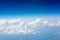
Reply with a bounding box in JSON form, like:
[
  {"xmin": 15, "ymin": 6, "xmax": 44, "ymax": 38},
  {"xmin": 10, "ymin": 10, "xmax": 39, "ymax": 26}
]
[
  {"xmin": 0, "ymin": 0, "xmax": 60, "ymax": 40},
  {"xmin": 0, "ymin": 0, "xmax": 60, "ymax": 17}
]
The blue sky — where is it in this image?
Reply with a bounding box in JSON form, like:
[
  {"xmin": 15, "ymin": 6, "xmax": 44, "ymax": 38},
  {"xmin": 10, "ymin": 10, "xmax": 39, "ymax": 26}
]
[
  {"xmin": 0, "ymin": 0, "xmax": 60, "ymax": 40},
  {"xmin": 0, "ymin": 0, "xmax": 60, "ymax": 17}
]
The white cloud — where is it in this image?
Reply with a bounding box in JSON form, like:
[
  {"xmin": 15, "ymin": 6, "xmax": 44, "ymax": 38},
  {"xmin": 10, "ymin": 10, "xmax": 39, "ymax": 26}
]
[
  {"xmin": 0, "ymin": 18, "xmax": 40, "ymax": 35},
  {"xmin": 56, "ymin": 21, "xmax": 60, "ymax": 26},
  {"xmin": 27, "ymin": 18, "xmax": 42, "ymax": 27},
  {"xmin": 0, "ymin": 20, "xmax": 7, "ymax": 25},
  {"xmin": 0, "ymin": 18, "xmax": 60, "ymax": 35},
  {"xmin": 7, "ymin": 19, "xmax": 22, "ymax": 24},
  {"xmin": 48, "ymin": 23, "xmax": 56, "ymax": 26},
  {"xmin": 42, "ymin": 20, "xmax": 48, "ymax": 24}
]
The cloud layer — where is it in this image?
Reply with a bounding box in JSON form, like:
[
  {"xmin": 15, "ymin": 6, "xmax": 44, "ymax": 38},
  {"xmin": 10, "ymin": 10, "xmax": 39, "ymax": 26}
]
[{"xmin": 0, "ymin": 18, "xmax": 60, "ymax": 35}]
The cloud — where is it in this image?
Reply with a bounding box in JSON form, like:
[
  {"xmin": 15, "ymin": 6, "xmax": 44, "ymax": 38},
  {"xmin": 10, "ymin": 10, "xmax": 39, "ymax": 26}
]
[
  {"xmin": 27, "ymin": 18, "xmax": 42, "ymax": 27},
  {"xmin": 48, "ymin": 23, "xmax": 56, "ymax": 26},
  {"xmin": 7, "ymin": 19, "xmax": 22, "ymax": 24},
  {"xmin": 0, "ymin": 18, "xmax": 40, "ymax": 35},
  {"xmin": 56, "ymin": 21, "xmax": 60, "ymax": 26},
  {"xmin": 0, "ymin": 20, "xmax": 7, "ymax": 25},
  {"xmin": 0, "ymin": 18, "xmax": 60, "ymax": 35},
  {"xmin": 42, "ymin": 20, "xmax": 48, "ymax": 24}
]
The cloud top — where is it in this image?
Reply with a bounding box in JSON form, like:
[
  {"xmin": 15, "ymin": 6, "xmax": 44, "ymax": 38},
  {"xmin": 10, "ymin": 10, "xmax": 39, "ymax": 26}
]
[{"xmin": 0, "ymin": 18, "xmax": 60, "ymax": 35}]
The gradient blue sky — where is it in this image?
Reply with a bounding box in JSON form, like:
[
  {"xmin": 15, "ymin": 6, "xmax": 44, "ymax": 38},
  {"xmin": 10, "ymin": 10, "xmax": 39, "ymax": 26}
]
[{"xmin": 0, "ymin": 0, "xmax": 60, "ymax": 18}]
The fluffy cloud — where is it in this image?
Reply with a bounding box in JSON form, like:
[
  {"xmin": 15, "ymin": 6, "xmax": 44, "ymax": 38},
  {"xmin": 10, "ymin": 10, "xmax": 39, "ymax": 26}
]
[
  {"xmin": 0, "ymin": 18, "xmax": 60, "ymax": 35},
  {"xmin": 7, "ymin": 19, "xmax": 22, "ymax": 24},
  {"xmin": 56, "ymin": 21, "xmax": 60, "ymax": 26},
  {"xmin": 0, "ymin": 18, "xmax": 41, "ymax": 35},
  {"xmin": 0, "ymin": 20, "xmax": 6, "ymax": 25},
  {"xmin": 27, "ymin": 18, "xmax": 42, "ymax": 27},
  {"xmin": 48, "ymin": 23, "xmax": 56, "ymax": 26}
]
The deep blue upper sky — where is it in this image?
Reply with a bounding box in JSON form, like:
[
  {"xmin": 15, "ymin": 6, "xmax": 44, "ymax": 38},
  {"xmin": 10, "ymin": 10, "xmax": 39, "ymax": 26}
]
[{"xmin": 0, "ymin": 0, "xmax": 60, "ymax": 17}]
